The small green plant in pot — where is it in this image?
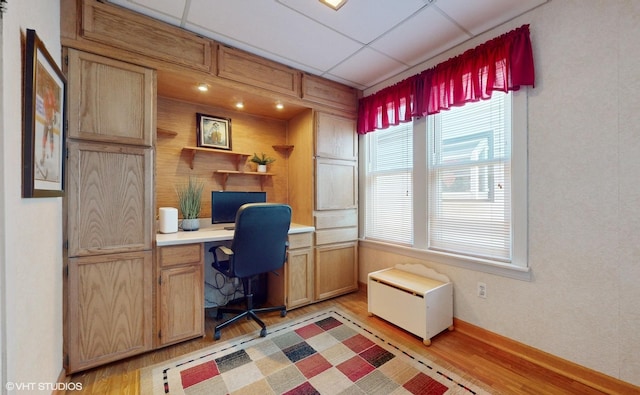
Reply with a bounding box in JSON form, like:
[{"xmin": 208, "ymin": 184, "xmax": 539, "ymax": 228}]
[
  {"xmin": 250, "ymin": 152, "xmax": 275, "ymax": 173},
  {"xmin": 176, "ymin": 177, "xmax": 204, "ymax": 231}
]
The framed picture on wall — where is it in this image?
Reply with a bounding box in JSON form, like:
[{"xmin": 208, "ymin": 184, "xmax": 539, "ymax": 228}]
[
  {"xmin": 22, "ymin": 28, "xmax": 67, "ymax": 198},
  {"xmin": 196, "ymin": 113, "xmax": 232, "ymax": 150}
]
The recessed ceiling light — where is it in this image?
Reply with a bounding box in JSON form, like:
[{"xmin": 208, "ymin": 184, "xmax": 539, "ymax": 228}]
[
  {"xmin": 276, "ymin": 103, "xmax": 284, "ymax": 110},
  {"xmin": 319, "ymin": 0, "xmax": 347, "ymax": 10},
  {"xmin": 235, "ymin": 102, "xmax": 244, "ymax": 109},
  {"xmin": 197, "ymin": 83, "xmax": 208, "ymax": 92}
]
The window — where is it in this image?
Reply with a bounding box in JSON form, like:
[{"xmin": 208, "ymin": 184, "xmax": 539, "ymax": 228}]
[
  {"xmin": 364, "ymin": 123, "xmax": 413, "ymax": 245},
  {"xmin": 428, "ymin": 93, "xmax": 511, "ymax": 262},
  {"xmin": 362, "ymin": 91, "xmax": 528, "ymax": 276}
]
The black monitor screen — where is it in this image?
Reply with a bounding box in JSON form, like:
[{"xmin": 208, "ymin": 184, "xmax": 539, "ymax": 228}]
[{"xmin": 211, "ymin": 191, "xmax": 267, "ymax": 224}]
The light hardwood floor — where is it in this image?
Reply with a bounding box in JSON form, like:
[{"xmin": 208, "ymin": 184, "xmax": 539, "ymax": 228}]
[{"xmin": 64, "ymin": 289, "xmax": 615, "ymax": 395}]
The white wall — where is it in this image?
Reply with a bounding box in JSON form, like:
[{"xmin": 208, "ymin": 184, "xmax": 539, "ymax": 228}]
[
  {"xmin": 360, "ymin": 0, "xmax": 640, "ymax": 387},
  {"xmin": 1, "ymin": 1, "xmax": 63, "ymax": 393}
]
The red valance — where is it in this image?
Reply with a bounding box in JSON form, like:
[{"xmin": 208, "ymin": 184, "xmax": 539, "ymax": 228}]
[{"xmin": 357, "ymin": 24, "xmax": 535, "ymax": 134}]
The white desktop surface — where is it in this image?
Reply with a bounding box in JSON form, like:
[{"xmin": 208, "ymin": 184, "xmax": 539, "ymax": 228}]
[{"xmin": 156, "ymin": 222, "xmax": 315, "ymax": 246}]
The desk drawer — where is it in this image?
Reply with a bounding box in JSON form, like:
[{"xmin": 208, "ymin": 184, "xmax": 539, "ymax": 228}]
[
  {"xmin": 288, "ymin": 232, "xmax": 313, "ymax": 249},
  {"xmin": 314, "ymin": 209, "xmax": 357, "ymax": 230},
  {"xmin": 159, "ymin": 244, "xmax": 203, "ymax": 268},
  {"xmin": 315, "ymin": 227, "xmax": 358, "ymax": 245}
]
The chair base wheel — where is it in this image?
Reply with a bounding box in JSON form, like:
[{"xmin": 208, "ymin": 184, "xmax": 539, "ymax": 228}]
[
  {"xmin": 281, "ymin": 310, "xmax": 287, "ymax": 317},
  {"xmin": 214, "ymin": 330, "xmax": 221, "ymax": 340},
  {"xmin": 260, "ymin": 328, "xmax": 267, "ymax": 337}
]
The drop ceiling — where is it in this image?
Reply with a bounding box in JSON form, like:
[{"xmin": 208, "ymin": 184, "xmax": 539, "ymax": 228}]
[{"xmin": 107, "ymin": 0, "xmax": 546, "ymax": 92}]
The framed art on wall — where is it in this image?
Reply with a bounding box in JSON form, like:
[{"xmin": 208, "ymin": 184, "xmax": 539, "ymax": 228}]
[
  {"xmin": 196, "ymin": 113, "xmax": 232, "ymax": 150},
  {"xmin": 22, "ymin": 28, "xmax": 67, "ymax": 197}
]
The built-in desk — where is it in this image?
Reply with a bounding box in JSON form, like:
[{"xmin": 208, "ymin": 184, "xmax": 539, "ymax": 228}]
[
  {"xmin": 156, "ymin": 223, "xmax": 315, "ymax": 246},
  {"xmin": 154, "ymin": 223, "xmax": 315, "ymax": 348}
]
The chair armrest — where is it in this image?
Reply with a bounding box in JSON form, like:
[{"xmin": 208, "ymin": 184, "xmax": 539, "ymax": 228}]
[{"xmin": 209, "ymin": 245, "xmax": 235, "ymax": 274}]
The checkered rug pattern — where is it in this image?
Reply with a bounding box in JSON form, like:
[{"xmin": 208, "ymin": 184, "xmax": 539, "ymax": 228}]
[{"xmin": 140, "ymin": 309, "xmax": 490, "ymax": 394}]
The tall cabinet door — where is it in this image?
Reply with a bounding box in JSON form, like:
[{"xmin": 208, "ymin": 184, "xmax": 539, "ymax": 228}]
[
  {"xmin": 66, "ymin": 140, "xmax": 154, "ymax": 257},
  {"xmin": 67, "ymin": 251, "xmax": 152, "ymax": 372},
  {"xmin": 66, "ymin": 48, "xmax": 155, "ymax": 146},
  {"xmin": 64, "ymin": 49, "xmax": 156, "ymax": 373},
  {"xmin": 313, "ymin": 112, "xmax": 358, "ymax": 301}
]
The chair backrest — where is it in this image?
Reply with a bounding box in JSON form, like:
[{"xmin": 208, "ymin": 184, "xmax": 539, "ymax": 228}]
[{"xmin": 230, "ymin": 203, "xmax": 292, "ymax": 278}]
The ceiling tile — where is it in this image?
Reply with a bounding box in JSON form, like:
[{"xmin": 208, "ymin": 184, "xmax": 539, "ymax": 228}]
[
  {"xmin": 370, "ymin": 6, "xmax": 470, "ymax": 66},
  {"xmin": 328, "ymin": 47, "xmax": 407, "ymax": 88},
  {"xmin": 278, "ymin": 0, "xmax": 428, "ymax": 44},
  {"xmin": 436, "ymin": 0, "xmax": 547, "ymax": 35},
  {"xmin": 185, "ymin": 0, "xmax": 361, "ymax": 71}
]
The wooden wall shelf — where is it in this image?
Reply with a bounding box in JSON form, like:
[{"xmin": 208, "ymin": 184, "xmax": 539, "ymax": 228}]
[
  {"xmin": 182, "ymin": 146, "xmax": 249, "ymax": 170},
  {"xmin": 272, "ymin": 144, "xmax": 294, "ymax": 153},
  {"xmin": 214, "ymin": 170, "xmax": 273, "ymax": 190},
  {"xmin": 157, "ymin": 128, "xmax": 178, "ymax": 137}
]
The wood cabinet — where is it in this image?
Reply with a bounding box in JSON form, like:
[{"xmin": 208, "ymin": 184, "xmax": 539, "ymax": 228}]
[
  {"xmin": 67, "ymin": 49, "xmax": 156, "ymax": 146},
  {"xmin": 67, "ymin": 251, "xmax": 153, "ymax": 372},
  {"xmin": 314, "ymin": 112, "xmax": 357, "ymax": 160},
  {"xmin": 156, "ymin": 244, "xmax": 204, "ymax": 346},
  {"xmin": 315, "ymin": 158, "xmax": 358, "ymax": 210},
  {"xmin": 66, "ymin": 141, "xmax": 154, "ymax": 257},
  {"xmin": 314, "ymin": 209, "xmax": 359, "ymax": 301},
  {"xmin": 268, "ymin": 232, "xmax": 314, "ymax": 310},
  {"xmin": 303, "ymin": 74, "xmax": 358, "ymax": 113},
  {"xmin": 60, "ymin": 1, "xmax": 361, "ymax": 371},
  {"xmin": 218, "ymin": 45, "xmax": 300, "ymax": 97},
  {"xmin": 80, "ymin": 0, "xmax": 212, "ymax": 72},
  {"xmin": 313, "ymin": 112, "xmax": 359, "ymax": 300},
  {"xmin": 315, "ymin": 242, "xmax": 358, "ymax": 300},
  {"xmin": 64, "ymin": 49, "xmax": 156, "ymax": 373},
  {"xmin": 287, "ymin": 110, "xmax": 359, "ymax": 303}
]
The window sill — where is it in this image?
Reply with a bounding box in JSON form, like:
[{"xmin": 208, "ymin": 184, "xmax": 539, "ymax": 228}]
[{"xmin": 359, "ymin": 239, "xmax": 532, "ymax": 281}]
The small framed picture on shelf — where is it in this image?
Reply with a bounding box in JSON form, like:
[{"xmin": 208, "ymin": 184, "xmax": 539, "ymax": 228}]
[
  {"xmin": 196, "ymin": 113, "xmax": 231, "ymax": 150},
  {"xmin": 22, "ymin": 28, "xmax": 67, "ymax": 198}
]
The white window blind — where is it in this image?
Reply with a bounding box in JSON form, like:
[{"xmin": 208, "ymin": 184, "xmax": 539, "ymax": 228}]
[
  {"xmin": 428, "ymin": 92, "xmax": 512, "ymax": 262},
  {"xmin": 365, "ymin": 123, "xmax": 413, "ymax": 245}
]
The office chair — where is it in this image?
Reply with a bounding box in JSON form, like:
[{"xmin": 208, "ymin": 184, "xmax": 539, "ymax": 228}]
[{"xmin": 210, "ymin": 203, "xmax": 291, "ymax": 340}]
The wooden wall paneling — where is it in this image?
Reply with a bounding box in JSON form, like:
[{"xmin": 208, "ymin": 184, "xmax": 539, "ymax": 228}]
[
  {"xmin": 155, "ymin": 97, "xmax": 289, "ymax": 218},
  {"xmin": 61, "ymin": 0, "xmax": 79, "ymax": 41},
  {"xmin": 62, "ymin": 0, "xmax": 360, "ymax": 121},
  {"xmin": 286, "ymin": 109, "xmax": 314, "ymax": 225},
  {"xmin": 81, "ymin": 0, "xmax": 212, "ymax": 72},
  {"xmin": 302, "ymin": 73, "xmax": 358, "ymax": 112},
  {"xmin": 218, "ymin": 45, "xmax": 301, "ymax": 97}
]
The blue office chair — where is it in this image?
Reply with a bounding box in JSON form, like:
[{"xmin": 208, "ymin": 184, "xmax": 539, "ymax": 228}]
[{"xmin": 210, "ymin": 203, "xmax": 291, "ymax": 340}]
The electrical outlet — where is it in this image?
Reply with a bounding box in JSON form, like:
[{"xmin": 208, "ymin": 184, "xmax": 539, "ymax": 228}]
[{"xmin": 477, "ymin": 282, "xmax": 487, "ymax": 298}]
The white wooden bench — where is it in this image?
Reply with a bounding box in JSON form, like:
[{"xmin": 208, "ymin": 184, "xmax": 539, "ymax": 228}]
[{"xmin": 368, "ymin": 264, "xmax": 454, "ymax": 345}]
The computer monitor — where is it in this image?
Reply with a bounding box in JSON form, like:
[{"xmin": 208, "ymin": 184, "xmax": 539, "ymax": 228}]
[{"xmin": 211, "ymin": 191, "xmax": 267, "ymax": 224}]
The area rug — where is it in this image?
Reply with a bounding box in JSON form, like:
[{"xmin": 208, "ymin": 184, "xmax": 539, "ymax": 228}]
[{"xmin": 140, "ymin": 308, "xmax": 491, "ymax": 394}]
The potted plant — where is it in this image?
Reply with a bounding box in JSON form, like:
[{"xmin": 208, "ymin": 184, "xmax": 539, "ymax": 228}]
[
  {"xmin": 176, "ymin": 177, "xmax": 204, "ymax": 231},
  {"xmin": 250, "ymin": 152, "xmax": 275, "ymax": 173}
]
